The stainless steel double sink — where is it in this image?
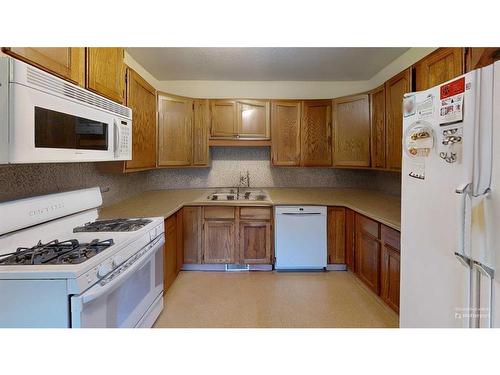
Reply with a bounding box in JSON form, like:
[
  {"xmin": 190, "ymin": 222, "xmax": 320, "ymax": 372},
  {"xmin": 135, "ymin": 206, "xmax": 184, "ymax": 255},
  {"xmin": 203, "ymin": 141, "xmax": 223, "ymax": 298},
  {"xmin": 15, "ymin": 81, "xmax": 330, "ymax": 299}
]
[{"xmin": 207, "ymin": 189, "xmax": 269, "ymax": 201}]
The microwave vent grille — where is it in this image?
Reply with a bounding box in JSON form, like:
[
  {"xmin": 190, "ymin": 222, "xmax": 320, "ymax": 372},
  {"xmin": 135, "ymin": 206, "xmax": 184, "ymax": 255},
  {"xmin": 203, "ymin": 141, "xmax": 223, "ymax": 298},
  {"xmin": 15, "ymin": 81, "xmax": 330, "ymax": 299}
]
[{"xmin": 26, "ymin": 66, "xmax": 131, "ymax": 118}]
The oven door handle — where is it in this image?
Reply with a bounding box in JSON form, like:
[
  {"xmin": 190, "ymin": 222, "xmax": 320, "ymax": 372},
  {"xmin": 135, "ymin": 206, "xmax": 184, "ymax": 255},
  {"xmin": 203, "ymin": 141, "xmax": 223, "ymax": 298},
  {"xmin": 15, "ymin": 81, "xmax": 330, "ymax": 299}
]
[{"xmin": 80, "ymin": 234, "xmax": 164, "ymax": 304}]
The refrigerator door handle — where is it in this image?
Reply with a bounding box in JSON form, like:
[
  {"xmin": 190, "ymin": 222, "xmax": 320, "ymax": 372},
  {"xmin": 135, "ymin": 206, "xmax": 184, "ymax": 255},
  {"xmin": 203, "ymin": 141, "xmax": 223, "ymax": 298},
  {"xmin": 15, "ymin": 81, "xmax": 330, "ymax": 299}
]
[
  {"xmin": 472, "ymin": 260, "xmax": 494, "ymax": 328},
  {"xmin": 456, "ymin": 183, "xmax": 472, "ymax": 260}
]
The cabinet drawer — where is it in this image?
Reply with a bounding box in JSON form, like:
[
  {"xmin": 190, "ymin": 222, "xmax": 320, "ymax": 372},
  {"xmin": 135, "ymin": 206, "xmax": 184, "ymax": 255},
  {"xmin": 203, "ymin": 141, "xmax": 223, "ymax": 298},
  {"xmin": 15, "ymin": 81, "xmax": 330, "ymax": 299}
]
[
  {"xmin": 356, "ymin": 214, "xmax": 379, "ymax": 238},
  {"xmin": 203, "ymin": 206, "xmax": 235, "ymax": 219},
  {"xmin": 381, "ymin": 225, "xmax": 400, "ymax": 251},
  {"xmin": 239, "ymin": 207, "xmax": 271, "ymax": 220}
]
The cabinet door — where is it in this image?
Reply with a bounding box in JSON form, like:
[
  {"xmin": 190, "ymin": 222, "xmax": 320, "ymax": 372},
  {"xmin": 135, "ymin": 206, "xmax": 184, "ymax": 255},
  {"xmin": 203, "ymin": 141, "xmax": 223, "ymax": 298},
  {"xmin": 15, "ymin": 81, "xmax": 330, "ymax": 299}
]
[
  {"xmin": 86, "ymin": 48, "xmax": 125, "ymax": 103},
  {"xmin": 415, "ymin": 48, "xmax": 464, "ymax": 91},
  {"xmin": 385, "ymin": 69, "xmax": 411, "ymax": 171},
  {"xmin": 300, "ymin": 100, "xmax": 332, "ymax": 166},
  {"xmin": 271, "ymin": 100, "xmax": 301, "ymax": 166},
  {"xmin": 164, "ymin": 215, "xmax": 178, "ymax": 293},
  {"xmin": 193, "ymin": 99, "xmax": 210, "ymax": 166},
  {"xmin": 203, "ymin": 221, "xmax": 236, "ymax": 263},
  {"xmin": 345, "ymin": 208, "xmax": 356, "ymax": 272},
  {"xmin": 158, "ymin": 94, "xmax": 193, "ymax": 166},
  {"xmin": 236, "ymin": 100, "xmax": 270, "ymax": 139},
  {"xmin": 2, "ymin": 47, "xmax": 85, "ymax": 86},
  {"xmin": 239, "ymin": 221, "xmax": 271, "ymax": 264},
  {"xmin": 176, "ymin": 209, "xmax": 184, "ymax": 273},
  {"xmin": 210, "ymin": 100, "xmax": 237, "ymax": 137},
  {"xmin": 355, "ymin": 215, "xmax": 381, "ymax": 294},
  {"xmin": 370, "ymin": 86, "xmax": 386, "ymax": 169},
  {"xmin": 327, "ymin": 207, "xmax": 346, "ymax": 264},
  {"xmin": 465, "ymin": 47, "xmax": 500, "ymax": 72},
  {"xmin": 182, "ymin": 207, "xmax": 202, "ymax": 264},
  {"xmin": 381, "ymin": 226, "xmax": 401, "ymax": 313},
  {"xmin": 333, "ymin": 95, "xmax": 370, "ymax": 167},
  {"xmin": 125, "ymin": 68, "xmax": 157, "ymax": 171}
]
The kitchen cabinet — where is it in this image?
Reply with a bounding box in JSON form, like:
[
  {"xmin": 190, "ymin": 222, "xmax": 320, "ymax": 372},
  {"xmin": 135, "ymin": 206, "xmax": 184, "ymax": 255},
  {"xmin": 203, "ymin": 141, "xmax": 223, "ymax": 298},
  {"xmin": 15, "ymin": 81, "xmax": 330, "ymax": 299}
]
[
  {"xmin": 203, "ymin": 221, "xmax": 236, "ymax": 263},
  {"xmin": 271, "ymin": 100, "xmax": 301, "ymax": 166},
  {"xmin": 193, "ymin": 99, "xmax": 210, "ymax": 166},
  {"xmin": 182, "ymin": 206, "xmax": 203, "ymax": 264},
  {"xmin": 327, "ymin": 207, "xmax": 346, "ymax": 264},
  {"xmin": 124, "ymin": 68, "xmax": 157, "ymax": 171},
  {"xmin": 86, "ymin": 48, "xmax": 126, "ymax": 103},
  {"xmin": 236, "ymin": 100, "xmax": 270, "ymax": 139},
  {"xmin": 157, "ymin": 93, "xmax": 194, "ymax": 166},
  {"xmin": 385, "ymin": 69, "xmax": 411, "ymax": 171},
  {"xmin": 300, "ymin": 100, "xmax": 332, "ymax": 166},
  {"xmin": 355, "ymin": 214, "xmax": 381, "ymax": 294},
  {"xmin": 164, "ymin": 215, "xmax": 178, "ymax": 292},
  {"xmin": 345, "ymin": 208, "xmax": 356, "ymax": 272},
  {"xmin": 465, "ymin": 47, "xmax": 500, "ymax": 72},
  {"xmin": 239, "ymin": 207, "xmax": 272, "ymax": 264},
  {"xmin": 380, "ymin": 225, "xmax": 401, "ymax": 313},
  {"xmin": 2, "ymin": 47, "xmax": 85, "ymax": 86},
  {"xmin": 415, "ymin": 48, "xmax": 464, "ymax": 91},
  {"xmin": 332, "ymin": 95, "xmax": 370, "ymax": 167},
  {"xmin": 370, "ymin": 86, "xmax": 386, "ymax": 169},
  {"xmin": 210, "ymin": 100, "xmax": 237, "ymax": 137}
]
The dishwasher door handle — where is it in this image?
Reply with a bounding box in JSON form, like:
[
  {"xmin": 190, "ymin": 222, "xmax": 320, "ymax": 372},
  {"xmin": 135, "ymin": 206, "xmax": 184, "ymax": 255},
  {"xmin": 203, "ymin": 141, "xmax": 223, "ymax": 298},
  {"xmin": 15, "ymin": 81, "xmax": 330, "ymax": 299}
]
[{"xmin": 281, "ymin": 212, "xmax": 322, "ymax": 215}]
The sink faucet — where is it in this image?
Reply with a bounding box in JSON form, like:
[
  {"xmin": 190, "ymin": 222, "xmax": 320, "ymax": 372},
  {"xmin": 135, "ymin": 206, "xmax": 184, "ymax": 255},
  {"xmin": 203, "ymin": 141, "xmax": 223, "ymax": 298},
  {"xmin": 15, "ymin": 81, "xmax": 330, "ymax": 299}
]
[{"xmin": 239, "ymin": 170, "xmax": 250, "ymax": 188}]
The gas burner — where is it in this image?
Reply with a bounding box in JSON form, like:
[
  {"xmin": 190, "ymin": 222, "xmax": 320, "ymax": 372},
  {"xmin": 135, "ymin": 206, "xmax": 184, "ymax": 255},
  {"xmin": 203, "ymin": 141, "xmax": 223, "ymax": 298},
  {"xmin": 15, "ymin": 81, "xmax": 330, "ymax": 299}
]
[
  {"xmin": 73, "ymin": 218, "xmax": 152, "ymax": 233},
  {"xmin": 0, "ymin": 238, "xmax": 114, "ymax": 265}
]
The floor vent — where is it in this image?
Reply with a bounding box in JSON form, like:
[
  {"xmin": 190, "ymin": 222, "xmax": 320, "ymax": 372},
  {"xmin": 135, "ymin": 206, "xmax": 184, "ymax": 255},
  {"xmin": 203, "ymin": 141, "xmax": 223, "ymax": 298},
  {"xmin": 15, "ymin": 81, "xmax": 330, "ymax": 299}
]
[{"xmin": 225, "ymin": 264, "xmax": 250, "ymax": 272}]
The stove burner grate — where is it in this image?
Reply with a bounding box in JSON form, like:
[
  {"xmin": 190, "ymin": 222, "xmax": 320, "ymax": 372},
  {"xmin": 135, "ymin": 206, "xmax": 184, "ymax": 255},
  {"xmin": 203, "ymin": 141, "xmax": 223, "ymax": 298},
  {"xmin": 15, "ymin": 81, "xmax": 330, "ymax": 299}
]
[{"xmin": 73, "ymin": 218, "xmax": 152, "ymax": 233}]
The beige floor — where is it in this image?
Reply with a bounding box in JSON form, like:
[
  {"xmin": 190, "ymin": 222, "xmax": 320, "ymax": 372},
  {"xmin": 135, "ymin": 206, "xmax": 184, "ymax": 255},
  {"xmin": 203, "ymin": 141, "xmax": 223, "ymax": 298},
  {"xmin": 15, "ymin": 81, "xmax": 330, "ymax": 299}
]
[{"xmin": 153, "ymin": 271, "xmax": 399, "ymax": 328}]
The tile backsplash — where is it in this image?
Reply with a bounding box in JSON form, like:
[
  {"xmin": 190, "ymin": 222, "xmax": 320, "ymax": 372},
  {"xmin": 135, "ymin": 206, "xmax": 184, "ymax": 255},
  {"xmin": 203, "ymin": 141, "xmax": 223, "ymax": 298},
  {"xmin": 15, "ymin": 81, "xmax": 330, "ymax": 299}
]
[{"xmin": 0, "ymin": 147, "xmax": 400, "ymax": 206}]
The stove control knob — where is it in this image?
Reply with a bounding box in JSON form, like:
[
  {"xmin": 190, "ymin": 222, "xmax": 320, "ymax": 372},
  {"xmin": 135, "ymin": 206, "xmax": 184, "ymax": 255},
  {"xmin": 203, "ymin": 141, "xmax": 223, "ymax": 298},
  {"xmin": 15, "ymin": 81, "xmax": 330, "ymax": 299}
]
[{"xmin": 97, "ymin": 263, "xmax": 112, "ymax": 278}]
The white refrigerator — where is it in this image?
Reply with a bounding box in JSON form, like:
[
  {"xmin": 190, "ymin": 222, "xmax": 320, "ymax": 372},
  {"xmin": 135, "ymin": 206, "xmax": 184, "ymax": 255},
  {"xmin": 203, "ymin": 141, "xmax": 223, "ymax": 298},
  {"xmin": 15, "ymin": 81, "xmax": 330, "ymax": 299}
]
[{"xmin": 400, "ymin": 61, "xmax": 500, "ymax": 328}]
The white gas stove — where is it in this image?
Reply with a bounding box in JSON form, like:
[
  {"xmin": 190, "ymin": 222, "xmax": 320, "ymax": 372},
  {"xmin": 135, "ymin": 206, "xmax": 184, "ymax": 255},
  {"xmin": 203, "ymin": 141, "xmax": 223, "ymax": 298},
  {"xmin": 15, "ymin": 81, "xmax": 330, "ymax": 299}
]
[{"xmin": 0, "ymin": 187, "xmax": 165, "ymax": 328}]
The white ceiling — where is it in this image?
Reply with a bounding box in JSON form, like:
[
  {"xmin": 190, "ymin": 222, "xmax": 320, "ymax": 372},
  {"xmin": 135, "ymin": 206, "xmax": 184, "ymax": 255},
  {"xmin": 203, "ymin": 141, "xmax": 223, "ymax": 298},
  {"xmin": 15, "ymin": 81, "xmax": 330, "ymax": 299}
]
[{"xmin": 126, "ymin": 47, "xmax": 410, "ymax": 81}]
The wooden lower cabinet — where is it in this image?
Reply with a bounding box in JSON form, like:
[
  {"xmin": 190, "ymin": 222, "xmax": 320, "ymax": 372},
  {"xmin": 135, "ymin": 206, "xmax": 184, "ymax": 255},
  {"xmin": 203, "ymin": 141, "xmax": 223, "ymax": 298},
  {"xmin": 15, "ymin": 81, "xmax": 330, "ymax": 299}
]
[
  {"xmin": 355, "ymin": 214, "xmax": 381, "ymax": 294},
  {"xmin": 164, "ymin": 215, "xmax": 178, "ymax": 292},
  {"xmin": 182, "ymin": 206, "xmax": 203, "ymax": 264},
  {"xmin": 203, "ymin": 220, "xmax": 236, "ymax": 263},
  {"xmin": 239, "ymin": 221, "xmax": 271, "ymax": 263},
  {"xmin": 345, "ymin": 209, "xmax": 356, "ymax": 272},
  {"xmin": 327, "ymin": 207, "xmax": 346, "ymax": 264},
  {"xmin": 380, "ymin": 225, "xmax": 401, "ymax": 312}
]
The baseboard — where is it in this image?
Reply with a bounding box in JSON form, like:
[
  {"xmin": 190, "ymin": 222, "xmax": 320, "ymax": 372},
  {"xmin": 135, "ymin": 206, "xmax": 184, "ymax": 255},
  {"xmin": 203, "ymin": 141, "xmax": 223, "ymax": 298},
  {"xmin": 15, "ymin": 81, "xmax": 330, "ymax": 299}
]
[
  {"xmin": 182, "ymin": 263, "xmax": 273, "ymax": 272},
  {"xmin": 326, "ymin": 264, "xmax": 347, "ymax": 271}
]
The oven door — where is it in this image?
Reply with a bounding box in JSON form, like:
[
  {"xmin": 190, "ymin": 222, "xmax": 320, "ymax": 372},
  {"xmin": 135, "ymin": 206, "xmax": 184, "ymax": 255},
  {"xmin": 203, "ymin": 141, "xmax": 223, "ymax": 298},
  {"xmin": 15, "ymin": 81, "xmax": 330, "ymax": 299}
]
[
  {"xmin": 9, "ymin": 81, "xmax": 131, "ymax": 163},
  {"xmin": 70, "ymin": 235, "xmax": 164, "ymax": 328}
]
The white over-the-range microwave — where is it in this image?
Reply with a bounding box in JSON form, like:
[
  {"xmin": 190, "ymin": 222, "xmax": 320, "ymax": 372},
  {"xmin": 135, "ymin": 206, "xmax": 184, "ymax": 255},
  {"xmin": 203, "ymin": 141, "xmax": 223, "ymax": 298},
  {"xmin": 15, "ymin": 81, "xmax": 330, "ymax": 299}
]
[{"xmin": 0, "ymin": 57, "xmax": 132, "ymax": 164}]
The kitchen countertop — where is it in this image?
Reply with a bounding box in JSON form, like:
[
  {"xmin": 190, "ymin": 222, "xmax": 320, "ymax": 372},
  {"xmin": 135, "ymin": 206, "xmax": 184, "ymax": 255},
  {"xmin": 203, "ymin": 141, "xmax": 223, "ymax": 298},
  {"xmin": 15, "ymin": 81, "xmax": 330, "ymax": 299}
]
[{"xmin": 99, "ymin": 188, "xmax": 401, "ymax": 230}]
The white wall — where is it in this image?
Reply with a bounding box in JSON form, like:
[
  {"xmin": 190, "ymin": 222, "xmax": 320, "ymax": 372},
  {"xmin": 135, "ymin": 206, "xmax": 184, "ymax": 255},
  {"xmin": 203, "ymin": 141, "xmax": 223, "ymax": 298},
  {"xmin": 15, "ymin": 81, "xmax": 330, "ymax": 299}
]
[{"xmin": 124, "ymin": 47, "xmax": 437, "ymax": 99}]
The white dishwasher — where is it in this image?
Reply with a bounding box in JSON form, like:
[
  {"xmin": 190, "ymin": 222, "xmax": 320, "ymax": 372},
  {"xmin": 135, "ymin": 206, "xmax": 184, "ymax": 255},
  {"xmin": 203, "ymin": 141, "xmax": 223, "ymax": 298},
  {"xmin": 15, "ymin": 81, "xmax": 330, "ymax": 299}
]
[{"xmin": 274, "ymin": 206, "xmax": 327, "ymax": 271}]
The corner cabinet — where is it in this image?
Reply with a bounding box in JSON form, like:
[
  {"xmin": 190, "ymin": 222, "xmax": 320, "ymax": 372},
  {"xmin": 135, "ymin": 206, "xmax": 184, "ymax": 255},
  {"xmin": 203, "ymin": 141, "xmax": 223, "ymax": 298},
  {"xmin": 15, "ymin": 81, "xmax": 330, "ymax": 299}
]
[
  {"xmin": 271, "ymin": 100, "xmax": 301, "ymax": 166},
  {"xmin": 182, "ymin": 207, "xmax": 203, "ymax": 264},
  {"xmin": 385, "ymin": 69, "xmax": 411, "ymax": 171},
  {"xmin": 125, "ymin": 68, "xmax": 157, "ymax": 171},
  {"xmin": 370, "ymin": 86, "xmax": 386, "ymax": 169},
  {"xmin": 300, "ymin": 100, "xmax": 332, "ymax": 166},
  {"xmin": 157, "ymin": 94, "xmax": 194, "ymax": 166},
  {"xmin": 2, "ymin": 47, "xmax": 85, "ymax": 87},
  {"xmin": 332, "ymin": 95, "xmax": 370, "ymax": 167},
  {"xmin": 86, "ymin": 48, "xmax": 126, "ymax": 103},
  {"xmin": 415, "ymin": 48, "xmax": 464, "ymax": 91}
]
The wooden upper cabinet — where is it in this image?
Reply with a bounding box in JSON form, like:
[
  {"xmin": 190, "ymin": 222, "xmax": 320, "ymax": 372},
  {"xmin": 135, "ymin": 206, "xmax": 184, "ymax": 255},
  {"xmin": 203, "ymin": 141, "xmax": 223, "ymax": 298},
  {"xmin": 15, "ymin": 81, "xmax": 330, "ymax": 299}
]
[
  {"xmin": 465, "ymin": 47, "xmax": 500, "ymax": 72},
  {"xmin": 327, "ymin": 207, "xmax": 346, "ymax": 264},
  {"xmin": 370, "ymin": 86, "xmax": 386, "ymax": 169},
  {"xmin": 125, "ymin": 68, "xmax": 157, "ymax": 171},
  {"xmin": 385, "ymin": 69, "xmax": 411, "ymax": 171},
  {"xmin": 210, "ymin": 100, "xmax": 237, "ymax": 138},
  {"xmin": 236, "ymin": 100, "xmax": 270, "ymax": 139},
  {"xmin": 86, "ymin": 48, "xmax": 126, "ymax": 103},
  {"xmin": 300, "ymin": 100, "xmax": 332, "ymax": 167},
  {"xmin": 415, "ymin": 48, "xmax": 464, "ymax": 91},
  {"xmin": 2, "ymin": 47, "xmax": 85, "ymax": 86},
  {"xmin": 332, "ymin": 94, "xmax": 370, "ymax": 167},
  {"xmin": 182, "ymin": 207, "xmax": 202, "ymax": 264},
  {"xmin": 193, "ymin": 99, "xmax": 210, "ymax": 166},
  {"xmin": 157, "ymin": 94, "xmax": 194, "ymax": 166},
  {"xmin": 271, "ymin": 100, "xmax": 301, "ymax": 166}
]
